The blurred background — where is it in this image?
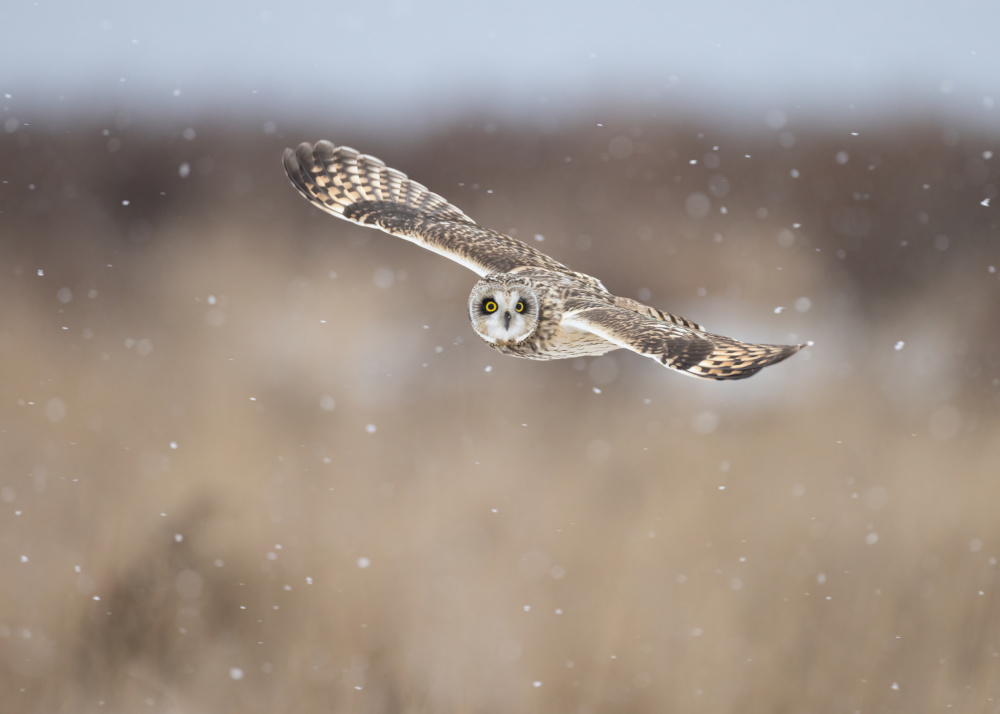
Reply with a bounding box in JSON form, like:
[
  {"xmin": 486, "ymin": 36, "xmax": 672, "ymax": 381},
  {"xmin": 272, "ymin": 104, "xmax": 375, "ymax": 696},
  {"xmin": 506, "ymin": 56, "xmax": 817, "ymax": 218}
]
[{"xmin": 2, "ymin": 1, "xmax": 1000, "ymax": 712}]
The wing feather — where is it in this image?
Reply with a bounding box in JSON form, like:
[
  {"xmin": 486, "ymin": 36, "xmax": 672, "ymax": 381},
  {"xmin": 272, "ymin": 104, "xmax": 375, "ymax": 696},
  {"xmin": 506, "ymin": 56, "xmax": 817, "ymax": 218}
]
[
  {"xmin": 284, "ymin": 141, "xmax": 567, "ymax": 277},
  {"xmin": 611, "ymin": 295, "xmax": 705, "ymax": 332},
  {"xmin": 562, "ymin": 305, "xmax": 806, "ymax": 380}
]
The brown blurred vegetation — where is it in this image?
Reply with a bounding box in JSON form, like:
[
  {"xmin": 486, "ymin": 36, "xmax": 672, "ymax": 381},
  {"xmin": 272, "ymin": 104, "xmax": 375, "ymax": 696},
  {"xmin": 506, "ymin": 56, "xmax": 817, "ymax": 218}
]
[{"xmin": 1, "ymin": 110, "xmax": 999, "ymax": 713}]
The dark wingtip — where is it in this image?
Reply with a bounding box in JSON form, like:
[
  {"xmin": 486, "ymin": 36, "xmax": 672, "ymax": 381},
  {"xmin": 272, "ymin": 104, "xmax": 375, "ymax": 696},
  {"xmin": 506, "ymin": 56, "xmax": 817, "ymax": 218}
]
[
  {"xmin": 715, "ymin": 341, "xmax": 807, "ymax": 380},
  {"xmin": 283, "ymin": 143, "xmax": 318, "ymax": 195},
  {"xmin": 281, "ymin": 146, "xmax": 297, "ymax": 176},
  {"xmin": 779, "ymin": 340, "xmax": 811, "ymax": 359},
  {"xmin": 774, "ymin": 342, "xmax": 807, "ymax": 364}
]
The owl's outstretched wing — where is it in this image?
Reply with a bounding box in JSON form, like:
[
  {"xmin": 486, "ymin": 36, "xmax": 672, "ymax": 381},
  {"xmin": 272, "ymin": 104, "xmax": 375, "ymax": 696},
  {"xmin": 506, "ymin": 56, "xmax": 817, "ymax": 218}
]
[
  {"xmin": 562, "ymin": 304, "xmax": 807, "ymax": 380},
  {"xmin": 283, "ymin": 141, "xmax": 568, "ymax": 277}
]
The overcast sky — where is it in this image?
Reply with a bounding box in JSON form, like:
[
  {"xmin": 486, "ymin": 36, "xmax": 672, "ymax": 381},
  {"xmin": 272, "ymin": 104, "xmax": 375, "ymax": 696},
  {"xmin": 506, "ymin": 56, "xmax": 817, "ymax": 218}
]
[{"xmin": 2, "ymin": 0, "xmax": 999, "ymax": 127}]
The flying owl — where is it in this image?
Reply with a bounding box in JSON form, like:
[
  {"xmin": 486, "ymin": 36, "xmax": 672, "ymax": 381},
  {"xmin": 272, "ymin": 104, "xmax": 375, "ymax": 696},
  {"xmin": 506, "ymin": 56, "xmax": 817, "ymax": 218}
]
[{"xmin": 283, "ymin": 141, "xmax": 808, "ymax": 380}]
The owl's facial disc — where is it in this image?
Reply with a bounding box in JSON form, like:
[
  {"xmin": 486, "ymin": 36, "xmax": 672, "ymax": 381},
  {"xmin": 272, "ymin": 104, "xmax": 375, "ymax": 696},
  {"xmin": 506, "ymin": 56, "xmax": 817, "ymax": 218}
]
[{"xmin": 470, "ymin": 283, "xmax": 537, "ymax": 344}]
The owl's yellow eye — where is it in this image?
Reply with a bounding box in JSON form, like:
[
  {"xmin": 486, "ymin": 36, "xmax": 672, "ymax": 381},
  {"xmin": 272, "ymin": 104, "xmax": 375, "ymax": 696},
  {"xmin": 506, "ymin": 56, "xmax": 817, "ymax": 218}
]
[
  {"xmin": 515, "ymin": 301, "xmax": 525, "ymax": 313},
  {"xmin": 484, "ymin": 300, "xmax": 498, "ymax": 313}
]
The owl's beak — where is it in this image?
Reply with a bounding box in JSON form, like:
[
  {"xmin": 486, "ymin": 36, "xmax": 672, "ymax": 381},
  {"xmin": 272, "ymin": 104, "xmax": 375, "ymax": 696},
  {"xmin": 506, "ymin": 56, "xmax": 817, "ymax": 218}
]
[{"xmin": 504, "ymin": 311, "xmax": 512, "ymax": 330}]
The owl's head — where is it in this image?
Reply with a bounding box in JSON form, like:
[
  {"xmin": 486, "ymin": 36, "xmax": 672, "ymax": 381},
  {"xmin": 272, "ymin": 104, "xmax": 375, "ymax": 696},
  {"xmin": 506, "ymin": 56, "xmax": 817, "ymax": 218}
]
[{"xmin": 468, "ymin": 276, "xmax": 539, "ymax": 345}]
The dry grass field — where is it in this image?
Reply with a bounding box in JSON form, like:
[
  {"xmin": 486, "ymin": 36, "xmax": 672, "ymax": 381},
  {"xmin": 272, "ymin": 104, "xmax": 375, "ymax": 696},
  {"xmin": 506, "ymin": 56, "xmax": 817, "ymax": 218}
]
[{"xmin": 2, "ymin": 113, "xmax": 999, "ymax": 712}]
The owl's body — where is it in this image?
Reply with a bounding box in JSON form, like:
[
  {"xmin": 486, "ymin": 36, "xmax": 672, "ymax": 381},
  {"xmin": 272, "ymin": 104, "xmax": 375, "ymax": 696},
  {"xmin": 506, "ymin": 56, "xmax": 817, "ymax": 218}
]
[
  {"xmin": 473, "ymin": 272, "xmax": 614, "ymax": 360},
  {"xmin": 284, "ymin": 141, "xmax": 808, "ymax": 380}
]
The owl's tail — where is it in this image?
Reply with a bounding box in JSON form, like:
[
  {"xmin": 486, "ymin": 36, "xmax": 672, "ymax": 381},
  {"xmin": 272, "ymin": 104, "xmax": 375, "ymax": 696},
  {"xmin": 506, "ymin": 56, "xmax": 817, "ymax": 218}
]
[{"xmin": 283, "ymin": 141, "xmax": 475, "ymax": 227}]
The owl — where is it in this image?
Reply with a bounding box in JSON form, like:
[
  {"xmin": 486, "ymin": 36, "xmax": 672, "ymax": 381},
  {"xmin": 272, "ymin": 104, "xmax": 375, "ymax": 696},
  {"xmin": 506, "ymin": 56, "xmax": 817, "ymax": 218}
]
[{"xmin": 283, "ymin": 141, "xmax": 808, "ymax": 380}]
